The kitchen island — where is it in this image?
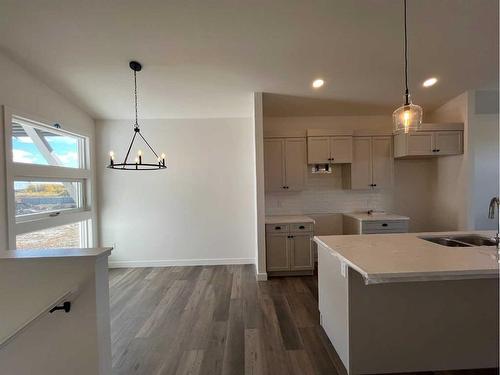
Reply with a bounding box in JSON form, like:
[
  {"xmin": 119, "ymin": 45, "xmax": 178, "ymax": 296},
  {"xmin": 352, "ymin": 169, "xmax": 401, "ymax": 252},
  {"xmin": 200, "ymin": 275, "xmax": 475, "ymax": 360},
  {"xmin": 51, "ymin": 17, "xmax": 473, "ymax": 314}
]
[{"xmin": 315, "ymin": 232, "xmax": 499, "ymax": 375}]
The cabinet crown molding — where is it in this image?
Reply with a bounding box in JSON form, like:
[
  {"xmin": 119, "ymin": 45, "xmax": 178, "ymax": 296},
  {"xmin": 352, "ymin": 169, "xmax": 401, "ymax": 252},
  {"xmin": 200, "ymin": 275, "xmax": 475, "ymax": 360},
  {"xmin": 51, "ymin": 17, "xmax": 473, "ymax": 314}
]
[
  {"xmin": 307, "ymin": 129, "xmax": 354, "ymax": 137},
  {"xmin": 393, "ymin": 122, "xmax": 464, "ymax": 135}
]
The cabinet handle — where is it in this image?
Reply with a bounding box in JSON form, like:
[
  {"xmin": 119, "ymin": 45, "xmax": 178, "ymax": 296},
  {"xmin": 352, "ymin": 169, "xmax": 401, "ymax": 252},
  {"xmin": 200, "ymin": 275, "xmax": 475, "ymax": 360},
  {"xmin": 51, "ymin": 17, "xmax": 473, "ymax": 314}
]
[
  {"xmin": 299, "ymin": 225, "xmax": 305, "ymax": 229},
  {"xmin": 436, "ymin": 149, "xmax": 440, "ymax": 152},
  {"xmin": 275, "ymin": 226, "xmax": 281, "ymax": 230},
  {"xmin": 373, "ymin": 184, "xmax": 377, "ymax": 187},
  {"xmin": 382, "ymin": 223, "xmax": 388, "ymax": 227}
]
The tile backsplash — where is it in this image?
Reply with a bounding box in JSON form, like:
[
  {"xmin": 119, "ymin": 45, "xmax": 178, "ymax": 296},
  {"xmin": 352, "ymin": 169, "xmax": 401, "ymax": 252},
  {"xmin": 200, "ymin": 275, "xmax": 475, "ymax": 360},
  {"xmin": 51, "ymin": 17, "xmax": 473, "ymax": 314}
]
[{"xmin": 265, "ymin": 165, "xmax": 394, "ymax": 215}]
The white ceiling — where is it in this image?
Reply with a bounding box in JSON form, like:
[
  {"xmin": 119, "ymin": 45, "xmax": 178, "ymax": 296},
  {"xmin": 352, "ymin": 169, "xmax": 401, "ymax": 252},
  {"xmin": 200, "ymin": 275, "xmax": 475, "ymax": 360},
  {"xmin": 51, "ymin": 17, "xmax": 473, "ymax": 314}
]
[{"xmin": 0, "ymin": 0, "xmax": 498, "ymax": 119}]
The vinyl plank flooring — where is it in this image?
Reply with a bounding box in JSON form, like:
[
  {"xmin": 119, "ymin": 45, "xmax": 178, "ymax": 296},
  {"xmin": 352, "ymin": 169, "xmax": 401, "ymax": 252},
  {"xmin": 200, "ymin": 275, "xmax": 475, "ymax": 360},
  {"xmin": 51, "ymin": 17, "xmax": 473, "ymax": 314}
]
[{"xmin": 110, "ymin": 266, "xmax": 498, "ymax": 375}]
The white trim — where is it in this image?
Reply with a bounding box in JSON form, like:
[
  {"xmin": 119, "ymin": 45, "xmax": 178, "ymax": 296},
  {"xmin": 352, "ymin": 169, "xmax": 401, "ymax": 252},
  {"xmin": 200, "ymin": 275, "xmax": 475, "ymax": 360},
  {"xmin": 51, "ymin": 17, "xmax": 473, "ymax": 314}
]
[
  {"xmin": 108, "ymin": 258, "xmax": 256, "ymax": 268},
  {"xmin": 256, "ymin": 272, "xmax": 268, "ymax": 281},
  {"xmin": 12, "ymin": 163, "xmax": 90, "ymax": 180},
  {"xmin": 15, "ymin": 210, "xmax": 92, "ymax": 236}
]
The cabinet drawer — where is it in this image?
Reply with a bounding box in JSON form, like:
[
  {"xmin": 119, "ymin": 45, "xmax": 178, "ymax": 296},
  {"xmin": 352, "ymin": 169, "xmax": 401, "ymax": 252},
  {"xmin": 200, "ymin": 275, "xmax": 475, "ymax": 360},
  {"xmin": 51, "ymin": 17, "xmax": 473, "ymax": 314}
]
[
  {"xmin": 266, "ymin": 224, "xmax": 289, "ymax": 233},
  {"xmin": 362, "ymin": 220, "xmax": 408, "ymax": 234},
  {"xmin": 290, "ymin": 223, "xmax": 314, "ymax": 233}
]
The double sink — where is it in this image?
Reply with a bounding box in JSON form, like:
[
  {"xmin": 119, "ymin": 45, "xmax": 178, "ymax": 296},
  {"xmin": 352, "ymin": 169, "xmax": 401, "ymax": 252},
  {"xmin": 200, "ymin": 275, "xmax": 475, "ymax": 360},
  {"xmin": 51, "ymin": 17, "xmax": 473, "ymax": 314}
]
[{"xmin": 420, "ymin": 234, "xmax": 497, "ymax": 247}]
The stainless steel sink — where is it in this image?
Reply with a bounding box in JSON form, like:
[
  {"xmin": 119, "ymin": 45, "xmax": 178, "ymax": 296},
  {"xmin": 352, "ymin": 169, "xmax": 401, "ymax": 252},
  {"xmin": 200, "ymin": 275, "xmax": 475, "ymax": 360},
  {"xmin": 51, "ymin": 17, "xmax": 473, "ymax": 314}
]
[
  {"xmin": 420, "ymin": 234, "xmax": 497, "ymax": 247},
  {"xmin": 448, "ymin": 235, "xmax": 497, "ymax": 247}
]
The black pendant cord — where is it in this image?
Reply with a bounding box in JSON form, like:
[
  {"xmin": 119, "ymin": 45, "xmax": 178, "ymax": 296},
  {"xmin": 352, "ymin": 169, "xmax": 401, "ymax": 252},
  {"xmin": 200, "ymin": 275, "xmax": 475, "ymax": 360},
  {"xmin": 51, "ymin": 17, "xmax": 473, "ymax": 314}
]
[
  {"xmin": 134, "ymin": 70, "xmax": 139, "ymax": 128},
  {"xmin": 403, "ymin": 0, "xmax": 410, "ymax": 105}
]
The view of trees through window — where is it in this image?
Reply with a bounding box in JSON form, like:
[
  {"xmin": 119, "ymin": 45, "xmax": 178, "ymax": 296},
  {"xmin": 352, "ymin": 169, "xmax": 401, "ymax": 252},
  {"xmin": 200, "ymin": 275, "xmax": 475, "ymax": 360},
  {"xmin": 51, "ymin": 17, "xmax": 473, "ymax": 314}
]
[{"xmin": 15, "ymin": 181, "xmax": 79, "ymax": 217}]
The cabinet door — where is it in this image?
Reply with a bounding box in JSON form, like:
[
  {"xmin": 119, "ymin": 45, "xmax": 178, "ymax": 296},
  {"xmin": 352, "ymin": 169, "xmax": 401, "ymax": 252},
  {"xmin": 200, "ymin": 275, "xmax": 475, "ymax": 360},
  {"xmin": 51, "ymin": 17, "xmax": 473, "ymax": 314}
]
[
  {"xmin": 264, "ymin": 139, "xmax": 285, "ymax": 192},
  {"xmin": 330, "ymin": 137, "xmax": 353, "ymax": 163},
  {"xmin": 266, "ymin": 234, "xmax": 290, "ymax": 271},
  {"xmin": 407, "ymin": 132, "xmax": 434, "ymax": 155},
  {"xmin": 371, "ymin": 136, "xmax": 393, "ymax": 189},
  {"xmin": 434, "ymin": 131, "xmax": 463, "ymax": 155},
  {"xmin": 285, "ymin": 138, "xmax": 306, "ymax": 191},
  {"xmin": 350, "ymin": 137, "xmax": 373, "ymax": 189},
  {"xmin": 307, "ymin": 137, "xmax": 330, "ymax": 164},
  {"xmin": 290, "ymin": 234, "xmax": 313, "ymax": 270}
]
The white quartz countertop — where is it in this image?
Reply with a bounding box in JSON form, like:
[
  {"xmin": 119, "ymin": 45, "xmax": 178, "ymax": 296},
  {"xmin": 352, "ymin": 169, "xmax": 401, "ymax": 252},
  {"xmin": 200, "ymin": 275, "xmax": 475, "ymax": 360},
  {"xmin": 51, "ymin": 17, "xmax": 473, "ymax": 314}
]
[
  {"xmin": 343, "ymin": 212, "xmax": 410, "ymax": 221},
  {"xmin": 0, "ymin": 247, "xmax": 112, "ymax": 260},
  {"xmin": 265, "ymin": 215, "xmax": 315, "ymax": 224},
  {"xmin": 314, "ymin": 231, "xmax": 498, "ymax": 284}
]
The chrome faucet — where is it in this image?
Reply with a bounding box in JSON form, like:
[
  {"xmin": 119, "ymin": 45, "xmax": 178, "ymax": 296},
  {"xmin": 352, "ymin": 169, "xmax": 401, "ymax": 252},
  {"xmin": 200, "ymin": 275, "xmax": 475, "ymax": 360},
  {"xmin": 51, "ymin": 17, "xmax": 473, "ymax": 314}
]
[{"xmin": 488, "ymin": 196, "xmax": 500, "ymax": 250}]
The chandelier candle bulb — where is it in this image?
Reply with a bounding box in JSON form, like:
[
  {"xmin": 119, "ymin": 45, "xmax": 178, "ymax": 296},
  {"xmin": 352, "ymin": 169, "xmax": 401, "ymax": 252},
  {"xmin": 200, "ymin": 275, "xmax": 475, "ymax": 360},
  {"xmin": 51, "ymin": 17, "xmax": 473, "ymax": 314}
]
[
  {"xmin": 109, "ymin": 151, "xmax": 114, "ymax": 165},
  {"xmin": 138, "ymin": 150, "xmax": 142, "ymax": 164}
]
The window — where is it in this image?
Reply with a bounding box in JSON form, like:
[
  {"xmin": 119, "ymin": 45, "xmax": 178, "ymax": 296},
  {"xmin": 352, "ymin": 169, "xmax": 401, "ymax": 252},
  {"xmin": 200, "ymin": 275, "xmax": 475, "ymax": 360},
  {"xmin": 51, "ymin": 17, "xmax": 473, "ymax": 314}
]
[{"xmin": 4, "ymin": 109, "xmax": 93, "ymax": 250}]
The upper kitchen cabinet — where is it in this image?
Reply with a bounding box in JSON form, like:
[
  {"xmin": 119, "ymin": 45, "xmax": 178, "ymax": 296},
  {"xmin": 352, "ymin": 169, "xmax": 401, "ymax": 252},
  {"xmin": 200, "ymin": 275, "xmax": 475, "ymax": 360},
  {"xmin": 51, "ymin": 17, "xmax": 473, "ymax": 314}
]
[
  {"xmin": 306, "ymin": 129, "xmax": 353, "ymax": 164},
  {"xmin": 394, "ymin": 123, "xmax": 464, "ymax": 158},
  {"xmin": 264, "ymin": 137, "xmax": 307, "ymax": 192},
  {"xmin": 342, "ymin": 134, "xmax": 393, "ymax": 190}
]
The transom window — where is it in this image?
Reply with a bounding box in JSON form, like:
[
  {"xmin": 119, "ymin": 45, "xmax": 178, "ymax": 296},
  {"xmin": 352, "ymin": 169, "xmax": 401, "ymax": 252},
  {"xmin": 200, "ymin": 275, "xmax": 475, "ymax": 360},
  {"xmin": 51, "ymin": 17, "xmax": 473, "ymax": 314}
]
[{"xmin": 4, "ymin": 109, "xmax": 93, "ymax": 249}]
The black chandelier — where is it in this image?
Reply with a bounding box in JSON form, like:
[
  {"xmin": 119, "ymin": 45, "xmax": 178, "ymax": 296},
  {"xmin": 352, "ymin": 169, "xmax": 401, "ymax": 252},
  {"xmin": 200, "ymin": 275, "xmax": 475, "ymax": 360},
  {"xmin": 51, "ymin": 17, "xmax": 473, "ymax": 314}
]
[{"xmin": 107, "ymin": 61, "xmax": 167, "ymax": 170}]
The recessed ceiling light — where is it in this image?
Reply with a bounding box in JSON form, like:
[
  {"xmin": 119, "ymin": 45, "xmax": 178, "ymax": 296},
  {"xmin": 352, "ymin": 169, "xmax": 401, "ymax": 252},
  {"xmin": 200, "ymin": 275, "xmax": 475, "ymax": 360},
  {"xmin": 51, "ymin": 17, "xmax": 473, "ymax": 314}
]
[
  {"xmin": 423, "ymin": 77, "xmax": 438, "ymax": 87},
  {"xmin": 312, "ymin": 79, "xmax": 325, "ymax": 88}
]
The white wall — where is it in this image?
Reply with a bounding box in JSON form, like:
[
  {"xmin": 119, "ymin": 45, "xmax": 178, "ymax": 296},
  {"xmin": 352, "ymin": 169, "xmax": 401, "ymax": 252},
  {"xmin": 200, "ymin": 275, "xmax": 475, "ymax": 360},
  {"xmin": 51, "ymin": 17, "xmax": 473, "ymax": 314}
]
[
  {"xmin": 253, "ymin": 93, "xmax": 267, "ymax": 279},
  {"xmin": 0, "ymin": 51, "xmax": 97, "ymax": 251},
  {"xmin": 264, "ymin": 115, "xmax": 435, "ymax": 233},
  {"xmin": 96, "ymin": 118, "xmax": 257, "ymax": 267}
]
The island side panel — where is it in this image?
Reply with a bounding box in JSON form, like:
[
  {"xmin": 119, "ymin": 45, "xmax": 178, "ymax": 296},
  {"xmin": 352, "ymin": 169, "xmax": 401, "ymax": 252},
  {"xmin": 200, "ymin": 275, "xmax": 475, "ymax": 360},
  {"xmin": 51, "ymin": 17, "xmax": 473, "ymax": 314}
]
[
  {"xmin": 347, "ymin": 269, "xmax": 499, "ymax": 374},
  {"xmin": 317, "ymin": 243, "xmax": 350, "ymax": 372}
]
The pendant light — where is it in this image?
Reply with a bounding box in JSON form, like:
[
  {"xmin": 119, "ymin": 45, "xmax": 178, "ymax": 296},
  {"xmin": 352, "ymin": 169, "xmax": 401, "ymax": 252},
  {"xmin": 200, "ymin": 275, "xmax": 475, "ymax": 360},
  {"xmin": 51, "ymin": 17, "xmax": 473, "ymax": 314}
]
[
  {"xmin": 107, "ymin": 61, "xmax": 167, "ymax": 170},
  {"xmin": 393, "ymin": 0, "xmax": 423, "ymax": 134}
]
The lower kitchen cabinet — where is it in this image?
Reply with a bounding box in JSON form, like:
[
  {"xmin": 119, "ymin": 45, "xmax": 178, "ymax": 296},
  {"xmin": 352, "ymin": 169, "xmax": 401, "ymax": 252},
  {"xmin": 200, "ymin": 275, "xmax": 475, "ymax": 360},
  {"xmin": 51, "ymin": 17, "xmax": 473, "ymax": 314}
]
[
  {"xmin": 290, "ymin": 234, "xmax": 313, "ymax": 270},
  {"xmin": 265, "ymin": 222, "xmax": 314, "ymax": 276},
  {"xmin": 266, "ymin": 233, "xmax": 290, "ymax": 271}
]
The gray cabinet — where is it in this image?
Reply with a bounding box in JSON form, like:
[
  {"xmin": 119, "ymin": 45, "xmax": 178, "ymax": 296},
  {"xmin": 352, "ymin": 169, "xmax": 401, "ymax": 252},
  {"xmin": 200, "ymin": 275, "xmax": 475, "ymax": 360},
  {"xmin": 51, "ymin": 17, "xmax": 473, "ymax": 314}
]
[
  {"xmin": 394, "ymin": 129, "xmax": 463, "ymax": 158},
  {"xmin": 307, "ymin": 136, "xmax": 353, "ymax": 164},
  {"xmin": 264, "ymin": 138, "xmax": 307, "ymax": 192},
  {"xmin": 265, "ymin": 222, "xmax": 314, "ymax": 276},
  {"xmin": 342, "ymin": 136, "xmax": 393, "ymax": 190}
]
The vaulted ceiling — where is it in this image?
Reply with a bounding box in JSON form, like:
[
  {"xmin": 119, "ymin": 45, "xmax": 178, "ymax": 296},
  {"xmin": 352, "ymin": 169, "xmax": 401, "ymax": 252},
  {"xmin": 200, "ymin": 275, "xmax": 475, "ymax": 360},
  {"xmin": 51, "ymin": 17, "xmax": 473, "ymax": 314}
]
[{"xmin": 0, "ymin": 0, "xmax": 497, "ymax": 118}]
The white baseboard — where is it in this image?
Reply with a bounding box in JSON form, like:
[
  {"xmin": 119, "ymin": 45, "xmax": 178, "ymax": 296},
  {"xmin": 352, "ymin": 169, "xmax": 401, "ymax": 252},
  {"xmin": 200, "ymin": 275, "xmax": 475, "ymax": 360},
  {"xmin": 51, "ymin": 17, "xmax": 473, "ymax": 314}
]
[
  {"xmin": 108, "ymin": 258, "xmax": 255, "ymax": 268},
  {"xmin": 256, "ymin": 272, "xmax": 268, "ymax": 281}
]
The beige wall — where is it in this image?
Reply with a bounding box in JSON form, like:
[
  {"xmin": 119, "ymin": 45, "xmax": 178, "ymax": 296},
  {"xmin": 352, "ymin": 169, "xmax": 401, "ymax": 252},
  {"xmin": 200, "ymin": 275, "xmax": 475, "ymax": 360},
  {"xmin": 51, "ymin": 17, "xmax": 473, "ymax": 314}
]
[
  {"xmin": 0, "ymin": 51, "xmax": 97, "ymax": 251},
  {"xmin": 264, "ymin": 115, "xmax": 435, "ymax": 233},
  {"xmin": 427, "ymin": 93, "xmax": 471, "ymax": 230},
  {"xmin": 427, "ymin": 90, "xmax": 499, "ymax": 231},
  {"xmin": 96, "ymin": 118, "xmax": 257, "ymax": 267}
]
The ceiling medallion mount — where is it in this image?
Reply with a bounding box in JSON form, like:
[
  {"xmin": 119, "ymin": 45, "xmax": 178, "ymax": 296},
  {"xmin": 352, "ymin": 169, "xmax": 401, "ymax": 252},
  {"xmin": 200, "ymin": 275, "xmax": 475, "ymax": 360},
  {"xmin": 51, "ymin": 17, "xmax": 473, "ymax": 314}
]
[
  {"xmin": 107, "ymin": 61, "xmax": 167, "ymax": 170},
  {"xmin": 392, "ymin": 0, "xmax": 423, "ymax": 134}
]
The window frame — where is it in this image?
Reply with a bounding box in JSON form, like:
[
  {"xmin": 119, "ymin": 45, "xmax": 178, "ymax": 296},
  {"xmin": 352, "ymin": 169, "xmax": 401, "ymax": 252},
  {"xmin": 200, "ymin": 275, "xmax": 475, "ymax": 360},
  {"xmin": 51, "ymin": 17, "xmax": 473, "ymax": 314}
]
[{"xmin": 3, "ymin": 106, "xmax": 93, "ymax": 249}]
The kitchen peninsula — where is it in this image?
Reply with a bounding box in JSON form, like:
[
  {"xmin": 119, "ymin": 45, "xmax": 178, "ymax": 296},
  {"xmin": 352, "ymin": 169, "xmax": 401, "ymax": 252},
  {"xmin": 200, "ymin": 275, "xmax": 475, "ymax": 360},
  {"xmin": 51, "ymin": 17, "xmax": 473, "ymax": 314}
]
[{"xmin": 315, "ymin": 232, "xmax": 499, "ymax": 374}]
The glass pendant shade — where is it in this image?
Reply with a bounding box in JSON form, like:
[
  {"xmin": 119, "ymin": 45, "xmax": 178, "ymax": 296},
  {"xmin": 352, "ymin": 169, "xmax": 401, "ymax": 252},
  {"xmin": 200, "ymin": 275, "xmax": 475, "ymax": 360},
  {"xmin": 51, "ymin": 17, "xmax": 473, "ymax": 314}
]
[{"xmin": 393, "ymin": 100, "xmax": 423, "ymax": 134}]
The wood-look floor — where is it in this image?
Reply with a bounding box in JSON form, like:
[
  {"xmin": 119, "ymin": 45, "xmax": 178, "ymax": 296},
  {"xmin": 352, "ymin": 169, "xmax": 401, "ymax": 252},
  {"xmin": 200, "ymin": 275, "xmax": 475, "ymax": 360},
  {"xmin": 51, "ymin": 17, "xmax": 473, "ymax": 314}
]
[{"xmin": 109, "ymin": 265, "xmax": 497, "ymax": 375}]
